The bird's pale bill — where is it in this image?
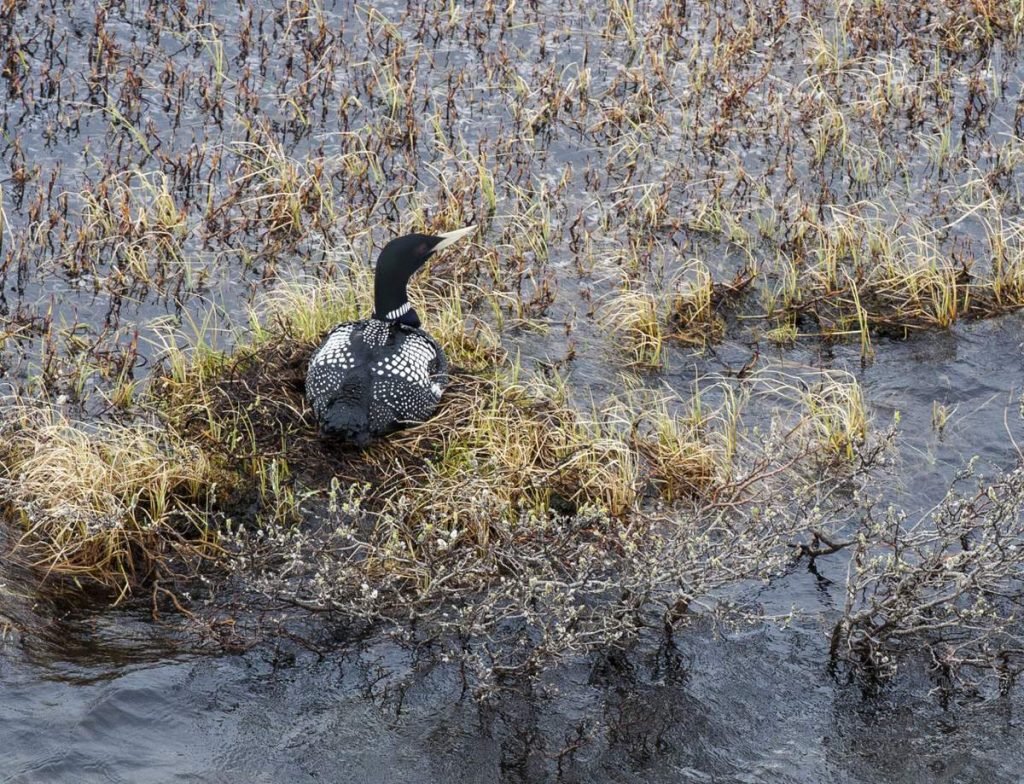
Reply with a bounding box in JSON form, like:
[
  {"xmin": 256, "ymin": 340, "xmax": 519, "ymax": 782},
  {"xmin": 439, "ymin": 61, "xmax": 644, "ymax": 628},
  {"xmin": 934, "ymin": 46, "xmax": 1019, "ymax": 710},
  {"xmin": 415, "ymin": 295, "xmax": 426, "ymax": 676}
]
[{"xmin": 433, "ymin": 225, "xmax": 477, "ymax": 252}]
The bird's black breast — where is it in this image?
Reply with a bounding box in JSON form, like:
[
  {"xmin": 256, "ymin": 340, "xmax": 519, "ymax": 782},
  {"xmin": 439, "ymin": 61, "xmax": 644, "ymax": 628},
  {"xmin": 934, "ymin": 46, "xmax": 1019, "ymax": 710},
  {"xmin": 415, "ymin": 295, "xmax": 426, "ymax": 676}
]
[{"xmin": 306, "ymin": 318, "xmax": 448, "ymax": 441}]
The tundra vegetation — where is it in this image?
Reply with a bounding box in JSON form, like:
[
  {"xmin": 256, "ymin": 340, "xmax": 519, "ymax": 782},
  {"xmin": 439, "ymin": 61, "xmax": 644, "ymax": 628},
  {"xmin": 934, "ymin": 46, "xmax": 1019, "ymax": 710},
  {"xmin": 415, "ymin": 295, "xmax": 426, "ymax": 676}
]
[{"xmin": 0, "ymin": 0, "xmax": 1022, "ymax": 698}]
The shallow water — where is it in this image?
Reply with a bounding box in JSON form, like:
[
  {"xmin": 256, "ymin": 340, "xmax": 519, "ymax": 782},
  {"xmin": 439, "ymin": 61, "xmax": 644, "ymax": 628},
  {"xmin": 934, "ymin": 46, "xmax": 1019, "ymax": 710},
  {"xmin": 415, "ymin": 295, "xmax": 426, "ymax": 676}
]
[
  {"xmin": 2, "ymin": 0, "xmax": 1024, "ymax": 780},
  {"xmin": 6, "ymin": 604, "xmax": 1024, "ymax": 783}
]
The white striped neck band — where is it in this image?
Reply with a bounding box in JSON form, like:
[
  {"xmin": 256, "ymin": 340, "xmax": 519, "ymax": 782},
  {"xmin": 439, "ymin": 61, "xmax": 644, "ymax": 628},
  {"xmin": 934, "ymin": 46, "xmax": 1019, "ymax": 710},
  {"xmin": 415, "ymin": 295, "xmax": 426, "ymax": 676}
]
[{"xmin": 383, "ymin": 302, "xmax": 411, "ymax": 320}]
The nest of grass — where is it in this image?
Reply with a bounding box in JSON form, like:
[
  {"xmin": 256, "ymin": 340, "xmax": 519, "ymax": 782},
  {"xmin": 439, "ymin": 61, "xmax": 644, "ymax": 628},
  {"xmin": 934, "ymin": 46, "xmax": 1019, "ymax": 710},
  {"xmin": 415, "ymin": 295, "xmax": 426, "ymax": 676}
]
[
  {"xmin": 151, "ymin": 297, "xmax": 734, "ymax": 554},
  {"xmin": 154, "ymin": 333, "xmax": 698, "ymax": 530}
]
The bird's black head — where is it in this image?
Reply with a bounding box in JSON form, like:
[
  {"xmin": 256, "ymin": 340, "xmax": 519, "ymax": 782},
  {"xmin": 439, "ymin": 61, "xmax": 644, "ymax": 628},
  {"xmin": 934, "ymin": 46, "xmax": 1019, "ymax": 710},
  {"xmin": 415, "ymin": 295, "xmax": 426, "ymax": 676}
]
[{"xmin": 373, "ymin": 226, "xmax": 475, "ymax": 326}]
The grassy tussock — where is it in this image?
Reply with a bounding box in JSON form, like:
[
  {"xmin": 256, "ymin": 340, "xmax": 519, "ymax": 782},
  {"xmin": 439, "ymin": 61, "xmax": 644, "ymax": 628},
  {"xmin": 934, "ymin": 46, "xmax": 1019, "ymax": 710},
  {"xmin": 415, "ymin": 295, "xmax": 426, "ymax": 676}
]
[
  {"xmin": 365, "ymin": 377, "xmax": 643, "ymax": 526},
  {"xmin": 801, "ymin": 376, "xmax": 869, "ymax": 462},
  {"xmin": 753, "ymin": 215, "xmax": 1024, "ymax": 357},
  {"xmin": 989, "ymin": 232, "xmax": 1024, "ymax": 309},
  {"xmin": 625, "ymin": 395, "xmax": 722, "ymax": 500},
  {"xmin": 758, "ymin": 370, "xmax": 870, "ymax": 463},
  {"xmin": 0, "ymin": 405, "xmax": 220, "ymax": 595},
  {"xmin": 599, "ymin": 261, "xmax": 753, "ymax": 363},
  {"xmin": 668, "ymin": 259, "xmax": 717, "ymax": 341},
  {"xmin": 602, "ymin": 287, "xmax": 665, "ymax": 368}
]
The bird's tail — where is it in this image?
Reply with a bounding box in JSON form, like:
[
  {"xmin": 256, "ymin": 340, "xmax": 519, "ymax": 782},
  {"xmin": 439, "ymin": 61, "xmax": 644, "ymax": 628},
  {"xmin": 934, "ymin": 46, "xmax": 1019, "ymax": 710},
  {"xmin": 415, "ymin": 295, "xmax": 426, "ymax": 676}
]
[{"xmin": 318, "ymin": 396, "xmax": 372, "ymax": 446}]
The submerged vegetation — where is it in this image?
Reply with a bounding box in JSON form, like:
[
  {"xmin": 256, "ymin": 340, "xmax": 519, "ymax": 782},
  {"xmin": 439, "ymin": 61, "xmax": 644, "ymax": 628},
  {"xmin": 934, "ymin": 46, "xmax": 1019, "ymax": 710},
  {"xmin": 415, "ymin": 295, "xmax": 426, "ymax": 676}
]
[{"xmin": 0, "ymin": 0, "xmax": 1022, "ymax": 701}]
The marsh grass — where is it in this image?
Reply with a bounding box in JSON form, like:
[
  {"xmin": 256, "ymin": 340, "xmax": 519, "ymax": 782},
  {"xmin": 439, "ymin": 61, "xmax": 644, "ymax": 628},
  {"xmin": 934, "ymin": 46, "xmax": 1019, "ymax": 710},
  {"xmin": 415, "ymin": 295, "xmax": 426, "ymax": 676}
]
[
  {"xmin": 231, "ymin": 134, "xmax": 338, "ymax": 240},
  {"xmin": 0, "ymin": 0, "xmax": 1022, "ymax": 696},
  {"xmin": 931, "ymin": 400, "xmax": 956, "ymax": 434},
  {"xmin": 986, "ymin": 229, "xmax": 1024, "ymax": 311},
  {"xmin": 68, "ymin": 170, "xmax": 190, "ymax": 284},
  {"xmin": 0, "ymin": 404, "xmax": 221, "ymax": 595},
  {"xmin": 757, "ymin": 370, "xmax": 870, "ymax": 463},
  {"xmin": 368, "ymin": 376, "xmax": 643, "ymax": 524},
  {"xmin": 601, "ymin": 259, "xmax": 754, "ymax": 363},
  {"xmin": 602, "ymin": 287, "xmax": 665, "ymax": 367},
  {"xmin": 667, "ymin": 258, "xmax": 718, "ymax": 344},
  {"xmin": 801, "ymin": 376, "xmax": 869, "ymax": 462},
  {"xmin": 749, "ymin": 215, "xmax": 1024, "ymax": 356},
  {"xmin": 624, "ymin": 393, "xmax": 722, "ymax": 500}
]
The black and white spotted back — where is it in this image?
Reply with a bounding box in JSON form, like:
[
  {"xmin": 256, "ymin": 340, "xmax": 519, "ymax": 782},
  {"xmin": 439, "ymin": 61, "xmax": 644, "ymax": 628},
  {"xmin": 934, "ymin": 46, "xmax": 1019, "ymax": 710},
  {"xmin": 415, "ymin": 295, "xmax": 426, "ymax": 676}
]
[{"xmin": 305, "ymin": 318, "xmax": 448, "ymax": 443}]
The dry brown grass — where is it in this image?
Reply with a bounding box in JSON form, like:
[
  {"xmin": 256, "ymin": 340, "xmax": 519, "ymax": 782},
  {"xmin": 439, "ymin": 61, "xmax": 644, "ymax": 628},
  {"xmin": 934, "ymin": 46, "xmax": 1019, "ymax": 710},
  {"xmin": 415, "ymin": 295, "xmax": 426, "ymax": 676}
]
[
  {"xmin": 667, "ymin": 259, "xmax": 717, "ymax": 342},
  {"xmin": 0, "ymin": 404, "xmax": 221, "ymax": 596},
  {"xmin": 601, "ymin": 287, "xmax": 665, "ymax": 368}
]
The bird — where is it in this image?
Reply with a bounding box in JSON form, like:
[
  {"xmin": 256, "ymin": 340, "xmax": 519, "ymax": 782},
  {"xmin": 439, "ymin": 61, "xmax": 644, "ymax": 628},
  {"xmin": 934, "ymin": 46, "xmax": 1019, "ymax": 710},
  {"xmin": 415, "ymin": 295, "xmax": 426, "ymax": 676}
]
[{"xmin": 305, "ymin": 226, "xmax": 476, "ymax": 445}]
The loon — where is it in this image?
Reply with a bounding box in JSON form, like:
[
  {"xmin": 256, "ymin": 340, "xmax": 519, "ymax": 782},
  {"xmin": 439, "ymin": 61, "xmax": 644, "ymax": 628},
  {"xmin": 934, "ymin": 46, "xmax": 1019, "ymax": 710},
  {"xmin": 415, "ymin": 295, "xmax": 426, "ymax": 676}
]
[{"xmin": 305, "ymin": 226, "xmax": 476, "ymax": 444}]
